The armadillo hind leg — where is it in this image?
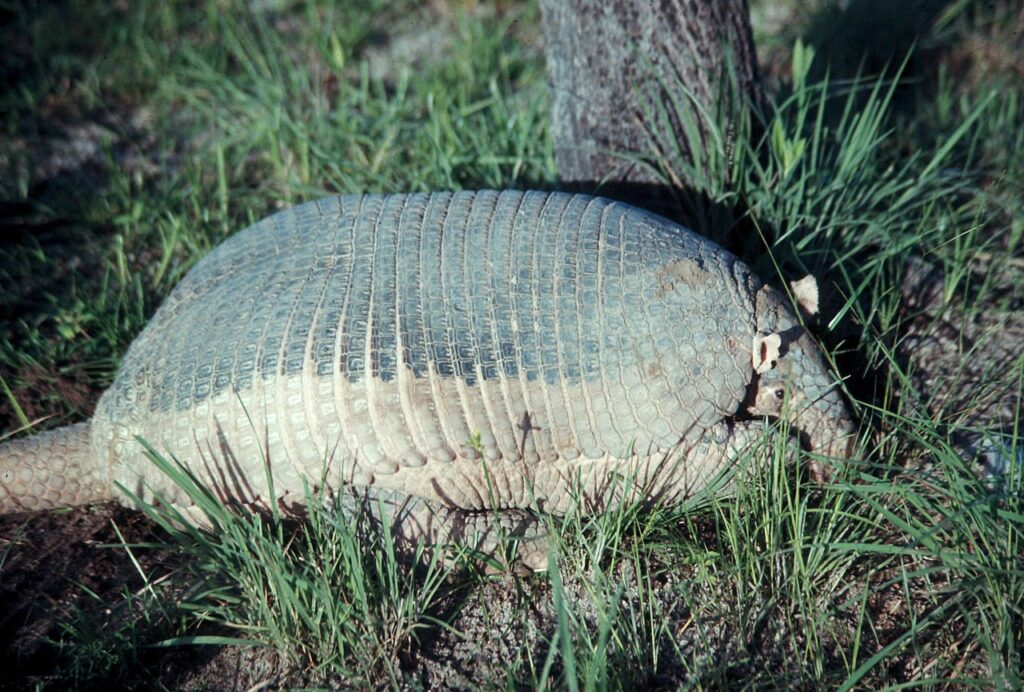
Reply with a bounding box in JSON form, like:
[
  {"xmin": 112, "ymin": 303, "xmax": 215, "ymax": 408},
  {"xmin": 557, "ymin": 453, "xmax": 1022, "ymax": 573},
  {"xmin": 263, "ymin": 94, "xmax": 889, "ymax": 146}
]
[
  {"xmin": 0, "ymin": 423, "xmax": 109, "ymax": 513},
  {"xmin": 337, "ymin": 486, "xmax": 550, "ymax": 572}
]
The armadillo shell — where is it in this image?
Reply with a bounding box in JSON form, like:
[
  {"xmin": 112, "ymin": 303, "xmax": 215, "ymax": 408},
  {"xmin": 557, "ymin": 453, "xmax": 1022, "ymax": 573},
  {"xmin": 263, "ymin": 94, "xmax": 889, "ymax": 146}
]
[{"xmin": 95, "ymin": 191, "xmax": 759, "ymax": 508}]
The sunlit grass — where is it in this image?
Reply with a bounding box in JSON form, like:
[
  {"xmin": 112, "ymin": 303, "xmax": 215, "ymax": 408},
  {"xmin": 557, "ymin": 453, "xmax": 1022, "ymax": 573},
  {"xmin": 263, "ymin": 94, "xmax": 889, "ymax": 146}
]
[{"xmin": 0, "ymin": 0, "xmax": 1021, "ymax": 687}]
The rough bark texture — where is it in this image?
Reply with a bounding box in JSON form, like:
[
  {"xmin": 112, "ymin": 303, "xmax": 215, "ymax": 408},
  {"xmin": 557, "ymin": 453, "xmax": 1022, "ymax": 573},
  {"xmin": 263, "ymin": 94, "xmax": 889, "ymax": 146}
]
[{"xmin": 539, "ymin": 0, "xmax": 763, "ymax": 187}]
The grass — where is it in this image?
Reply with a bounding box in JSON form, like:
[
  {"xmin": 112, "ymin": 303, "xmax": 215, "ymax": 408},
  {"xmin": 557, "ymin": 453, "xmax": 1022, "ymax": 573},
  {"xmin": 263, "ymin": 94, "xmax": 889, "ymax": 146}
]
[
  {"xmin": 1, "ymin": 0, "xmax": 1022, "ymax": 687},
  {"xmin": 123, "ymin": 441, "xmax": 464, "ymax": 685}
]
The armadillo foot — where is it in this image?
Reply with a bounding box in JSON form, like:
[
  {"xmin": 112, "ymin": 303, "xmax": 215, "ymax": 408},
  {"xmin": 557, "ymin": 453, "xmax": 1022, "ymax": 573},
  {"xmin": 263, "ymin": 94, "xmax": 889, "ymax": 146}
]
[{"xmin": 482, "ymin": 534, "xmax": 551, "ymax": 576}]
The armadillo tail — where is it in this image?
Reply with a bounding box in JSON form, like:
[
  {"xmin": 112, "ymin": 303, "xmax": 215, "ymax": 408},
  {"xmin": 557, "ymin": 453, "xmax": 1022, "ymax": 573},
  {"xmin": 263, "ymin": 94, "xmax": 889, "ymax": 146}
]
[{"xmin": 0, "ymin": 423, "xmax": 110, "ymax": 513}]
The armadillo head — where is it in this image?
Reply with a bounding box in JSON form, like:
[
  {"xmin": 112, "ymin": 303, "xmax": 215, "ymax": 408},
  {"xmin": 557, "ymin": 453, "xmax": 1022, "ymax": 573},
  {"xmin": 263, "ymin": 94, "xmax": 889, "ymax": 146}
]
[{"xmin": 747, "ymin": 281, "xmax": 856, "ymax": 481}]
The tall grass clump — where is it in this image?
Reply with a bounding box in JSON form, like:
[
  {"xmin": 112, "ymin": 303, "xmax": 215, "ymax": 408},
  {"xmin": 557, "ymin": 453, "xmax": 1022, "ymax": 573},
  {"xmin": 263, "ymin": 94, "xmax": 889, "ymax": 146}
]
[
  {"xmin": 158, "ymin": 2, "xmax": 551, "ymax": 207},
  {"xmin": 515, "ymin": 487, "xmax": 702, "ymax": 689},
  {"xmin": 122, "ymin": 441, "xmax": 461, "ymax": 684},
  {"xmin": 527, "ymin": 414, "xmax": 1021, "ymax": 686}
]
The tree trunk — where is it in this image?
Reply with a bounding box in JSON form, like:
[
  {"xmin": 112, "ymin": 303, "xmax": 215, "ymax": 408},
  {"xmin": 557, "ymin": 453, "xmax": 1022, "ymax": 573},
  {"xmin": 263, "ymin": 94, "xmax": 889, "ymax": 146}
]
[{"xmin": 538, "ymin": 0, "xmax": 763, "ymax": 189}]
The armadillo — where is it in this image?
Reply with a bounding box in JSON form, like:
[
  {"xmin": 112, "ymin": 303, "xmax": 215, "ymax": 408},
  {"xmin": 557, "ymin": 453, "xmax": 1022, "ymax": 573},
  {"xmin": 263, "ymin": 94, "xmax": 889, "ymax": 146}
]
[{"xmin": 0, "ymin": 190, "xmax": 855, "ymax": 561}]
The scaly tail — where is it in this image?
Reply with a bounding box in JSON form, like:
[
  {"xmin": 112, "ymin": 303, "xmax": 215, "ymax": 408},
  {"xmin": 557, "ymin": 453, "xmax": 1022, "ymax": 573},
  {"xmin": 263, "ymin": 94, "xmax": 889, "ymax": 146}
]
[{"xmin": 0, "ymin": 423, "xmax": 110, "ymax": 513}]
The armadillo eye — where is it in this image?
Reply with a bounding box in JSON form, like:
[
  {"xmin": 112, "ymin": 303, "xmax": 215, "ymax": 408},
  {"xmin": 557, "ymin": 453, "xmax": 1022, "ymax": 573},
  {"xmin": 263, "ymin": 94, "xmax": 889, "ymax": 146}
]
[{"xmin": 774, "ymin": 388, "xmax": 785, "ymax": 400}]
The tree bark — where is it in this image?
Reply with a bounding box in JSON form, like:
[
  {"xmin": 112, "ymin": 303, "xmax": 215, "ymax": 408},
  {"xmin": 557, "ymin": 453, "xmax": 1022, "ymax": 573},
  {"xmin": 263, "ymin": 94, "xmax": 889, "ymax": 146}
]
[{"xmin": 538, "ymin": 0, "xmax": 763, "ymax": 188}]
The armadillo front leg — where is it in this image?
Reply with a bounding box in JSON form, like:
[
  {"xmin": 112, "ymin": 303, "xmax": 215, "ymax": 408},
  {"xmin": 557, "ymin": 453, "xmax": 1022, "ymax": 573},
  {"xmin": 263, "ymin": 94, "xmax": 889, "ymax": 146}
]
[
  {"xmin": 615, "ymin": 419, "xmax": 795, "ymax": 507},
  {"xmin": 678, "ymin": 419, "xmax": 797, "ymax": 491},
  {"xmin": 336, "ymin": 486, "xmax": 550, "ymax": 572}
]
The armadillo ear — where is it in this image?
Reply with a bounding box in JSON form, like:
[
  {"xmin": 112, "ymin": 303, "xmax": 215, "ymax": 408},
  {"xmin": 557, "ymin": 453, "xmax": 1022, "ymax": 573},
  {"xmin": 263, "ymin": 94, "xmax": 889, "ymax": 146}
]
[
  {"xmin": 790, "ymin": 275, "xmax": 820, "ymax": 317},
  {"xmin": 752, "ymin": 332, "xmax": 782, "ymax": 374}
]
